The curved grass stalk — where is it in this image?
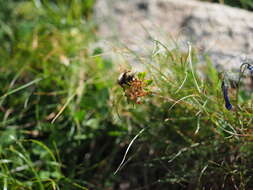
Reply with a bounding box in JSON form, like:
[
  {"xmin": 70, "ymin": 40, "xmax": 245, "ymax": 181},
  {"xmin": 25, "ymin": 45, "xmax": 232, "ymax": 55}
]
[
  {"xmin": 187, "ymin": 42, "xmax": 201, "ymax": 93},
  {"xmin": 168, "ymin": 94, "xmax": 200, "ymax": 112},
  {"xmin": 10, "ymin": 146, "xmax": 44, "ymax": 190},
  {"xmin": 175, "ymin": 70, "xmax": 188, "ymax": 94},
  {"xmin": 114, "ymin": 128, "xmax": 146, "ymax": 175}
]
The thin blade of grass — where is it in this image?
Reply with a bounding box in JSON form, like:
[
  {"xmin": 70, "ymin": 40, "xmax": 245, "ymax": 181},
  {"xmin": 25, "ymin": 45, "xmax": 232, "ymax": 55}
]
[
  {"xmin": 175, "ymin": 71, "xmax": 188, "ymax": 94},
  {"xmin": 51, "ymin": 93, "xmax": 76, "ymax": 124},
  {"xmin": 0, "ymin": 78, "xmax": 42, "ymax": 100},
  {"xmin": 114, "ymin": 128, "xmax": 146, "ymax": 175},
  {"xmin": 195, "ymin": 115, "xmax": 201, "ymax": 134},
  {"xmin": 187, "ymin": 42, "xmax": 201, "ymax": 93},
  {"xmin": 168, "ymin": 94, "xmax": 199, "ymax": 111}
]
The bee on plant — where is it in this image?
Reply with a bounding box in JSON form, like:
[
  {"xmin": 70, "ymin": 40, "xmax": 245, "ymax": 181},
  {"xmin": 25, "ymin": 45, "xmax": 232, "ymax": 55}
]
[
  {"xmin": 118, "ymin": 71, "xmax": 135, "ymax": 88},
  {"xmin": 118, "ymin": 71, "xmax": 152, "ymax": 104}
]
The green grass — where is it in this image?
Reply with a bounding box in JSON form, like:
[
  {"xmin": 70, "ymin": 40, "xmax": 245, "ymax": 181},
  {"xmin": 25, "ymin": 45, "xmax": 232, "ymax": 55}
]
[{"xmin": 1, "ymin": 0, "xmax": 253, "ymax": 189}]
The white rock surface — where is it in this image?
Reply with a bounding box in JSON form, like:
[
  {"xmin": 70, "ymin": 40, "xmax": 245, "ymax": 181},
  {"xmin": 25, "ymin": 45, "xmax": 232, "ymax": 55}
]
[{"xmin": 94, "ymin": 0, "xmax": 253, "ymax": 69}]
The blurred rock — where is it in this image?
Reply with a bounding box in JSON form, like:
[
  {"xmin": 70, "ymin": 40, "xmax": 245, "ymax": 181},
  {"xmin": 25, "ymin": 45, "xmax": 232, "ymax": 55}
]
[{"xmin": 94, "ymin": 0, "xmax": 253, "ymax": 69}]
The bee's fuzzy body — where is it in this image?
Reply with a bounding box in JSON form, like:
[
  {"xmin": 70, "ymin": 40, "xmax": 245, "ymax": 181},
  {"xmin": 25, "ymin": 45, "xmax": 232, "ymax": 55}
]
[{"xmin": 118, "ymin": 71, "xmax": 135, "ymax": 87}]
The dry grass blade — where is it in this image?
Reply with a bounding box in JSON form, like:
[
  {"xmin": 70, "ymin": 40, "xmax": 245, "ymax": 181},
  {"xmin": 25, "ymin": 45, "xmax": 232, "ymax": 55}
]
[
  {"xmin": 51, "ymin": 93, "xmax": 76, "ymax": 124},
  {"xmin": 114, "ymin": 128, "xmax": 146, "ymax": 175}
]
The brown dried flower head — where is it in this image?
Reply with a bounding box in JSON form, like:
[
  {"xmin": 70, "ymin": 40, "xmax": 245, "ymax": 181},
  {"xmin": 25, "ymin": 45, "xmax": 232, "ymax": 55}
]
[{"xmin": 118, "ymin": 71, "xmax": 152, "ymax": 104}]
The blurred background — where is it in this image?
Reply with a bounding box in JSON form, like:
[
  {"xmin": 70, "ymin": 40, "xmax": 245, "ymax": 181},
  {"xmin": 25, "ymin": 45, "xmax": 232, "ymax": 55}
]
[{"xmin": 1, "ymin": 0, "xmax": 253, "ymax": 189}]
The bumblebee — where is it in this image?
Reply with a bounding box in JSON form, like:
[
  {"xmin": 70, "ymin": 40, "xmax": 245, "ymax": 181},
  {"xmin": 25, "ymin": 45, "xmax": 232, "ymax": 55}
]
[{"xmin": 117, "ymin": 71, "xmax": 135, "ymax": 87}]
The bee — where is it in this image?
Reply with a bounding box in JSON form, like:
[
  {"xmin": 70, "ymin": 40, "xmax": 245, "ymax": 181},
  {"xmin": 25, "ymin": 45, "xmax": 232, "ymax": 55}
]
[
  {"xmin": 117, "ymin": 71, "xmax": 135, "ymax": 88},
  {"xmin": 118, "ymin": 70, "xmax": 151, "ymax": 104}
]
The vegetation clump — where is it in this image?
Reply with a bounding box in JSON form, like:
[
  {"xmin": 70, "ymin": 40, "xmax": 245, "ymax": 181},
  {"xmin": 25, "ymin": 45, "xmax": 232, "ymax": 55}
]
[
  {"xmin": 1, "ymin": 0, "xmax": 253, "ymax": 190},
  {"xmin": 118, "ymin": 71, "xmax": 152, "ymax": 104}
]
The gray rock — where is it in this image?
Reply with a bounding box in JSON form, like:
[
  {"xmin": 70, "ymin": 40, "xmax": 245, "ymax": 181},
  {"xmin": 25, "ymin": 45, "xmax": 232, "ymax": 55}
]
[{"xmin": 94, "ymin": 0, "xmax": 253, "ymax": 69}]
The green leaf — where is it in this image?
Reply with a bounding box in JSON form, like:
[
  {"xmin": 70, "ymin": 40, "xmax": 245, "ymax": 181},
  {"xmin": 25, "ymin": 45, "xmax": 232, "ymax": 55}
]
[
  {"xmin": 137, "ymin": 72, "xmax": 146, "ymax": 80},
  {"xmin": 145, "ymin": 79, "xmax": 153, "ymax": 86}
]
